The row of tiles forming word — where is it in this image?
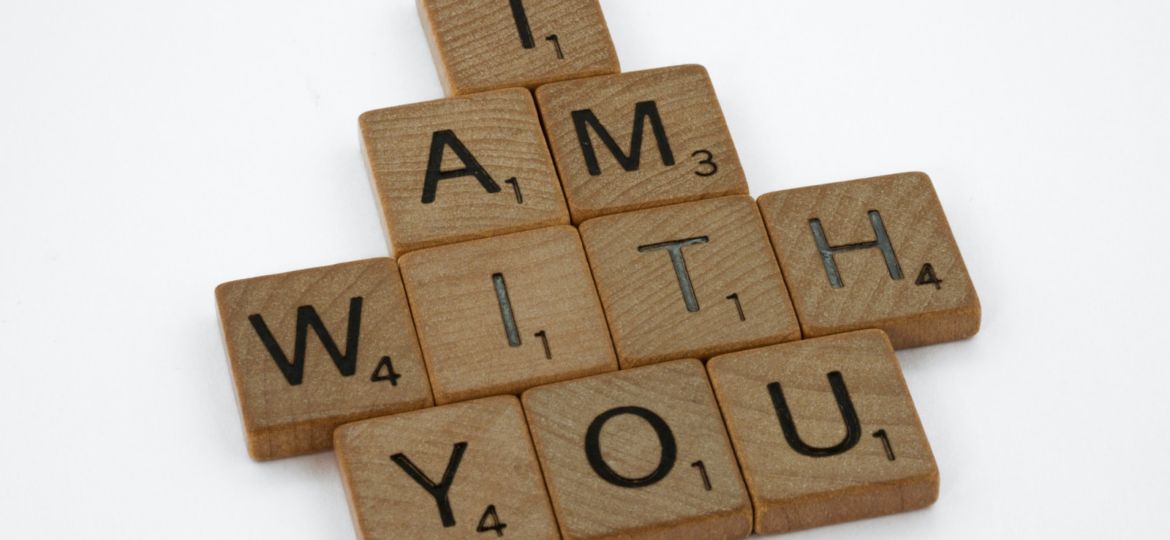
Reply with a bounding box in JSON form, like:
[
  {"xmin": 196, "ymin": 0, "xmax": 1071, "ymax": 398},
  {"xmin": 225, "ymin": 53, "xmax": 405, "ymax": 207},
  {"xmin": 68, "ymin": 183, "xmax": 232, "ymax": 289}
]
[
  {"xmin": 216, "ymin": 173, "xmax": 979, "ymax": 461},
  {"xmin": 333, "ymin": 331, "xmax": 937, "ymax": 538}
]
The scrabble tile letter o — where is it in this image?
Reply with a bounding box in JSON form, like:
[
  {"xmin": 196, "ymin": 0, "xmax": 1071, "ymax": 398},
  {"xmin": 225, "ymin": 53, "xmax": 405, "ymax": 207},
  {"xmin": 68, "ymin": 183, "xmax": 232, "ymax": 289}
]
[{"xmin": 523, "ymin": 359, "xmax": 752, "ymax": 539}]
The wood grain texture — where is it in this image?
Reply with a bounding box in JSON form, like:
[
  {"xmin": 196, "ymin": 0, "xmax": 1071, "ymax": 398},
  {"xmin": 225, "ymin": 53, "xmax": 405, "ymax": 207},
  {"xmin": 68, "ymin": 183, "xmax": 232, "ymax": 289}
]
[
  {"xmin": 215, "ymin": 258, "xmax": 433, "ymax": 461},
  {"xmin": 706, "ymin": 330, "xmax": 939, "ymax": 534},
  {"xmin": 522, "ymin": 359, "xmax": 752, "ymax": 540},
  {"xmin": 335, "ymin": 396, "xmax": 559, "ymax": 540},
  {"xmin": 536, "ymin": 65, "xmax": 749, "ymax": 223},
  {"xmin": 361, "ymin": 88, "xmax": 569, "ymax": 256},
  {"xmin": 399, "ymin": 226, "xmax": 617, "ymax": 404},
  {"xmin": 579, "ymin": 195, "xmax": 800, "ymax": 368},
  {"xmin": 419, "ymin": 0, "xmax": 619, "ymax": 95},
  {"xmin": 757, "ymin": 172, "xmax": 981, "ymax": 348}
]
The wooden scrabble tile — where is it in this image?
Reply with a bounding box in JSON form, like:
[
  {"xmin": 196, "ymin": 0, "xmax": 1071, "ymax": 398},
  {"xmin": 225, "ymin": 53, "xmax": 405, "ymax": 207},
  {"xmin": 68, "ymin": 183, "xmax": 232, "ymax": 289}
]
[
  {"xmin": 536, "ymin": 65, "xmax": 749, "ymax": 223},
  {"xmin": 758, "ymin": 172, "xmax": 981, "ymax": 348},
  {"xmin": 399, "ymin": 225, "xmax": 617, "ymax": 404},
  {"xmin": 335, "ymin": 395, "xmax": 559, "ymax": 540},
  {"xmin": 706, "ymin": 330, "xmax": 939, "ymax": 534},
  {"xmin": 579, "ymin": 195, "xmax": 800, "ymax": 368},
  {"xmin": 419, "ymin": 0, "xmax": 620, "ymax": 95},
  {"xmin": 522, "ymin": 359, "xmax": 752, "ymax": 540},
  {"xmin": 215, "ymin": 258, "xmax": 433, "ymax": 461},
  {"xmin": 361, "ymin": 88, "xmax": 569, "ymax": 255}
]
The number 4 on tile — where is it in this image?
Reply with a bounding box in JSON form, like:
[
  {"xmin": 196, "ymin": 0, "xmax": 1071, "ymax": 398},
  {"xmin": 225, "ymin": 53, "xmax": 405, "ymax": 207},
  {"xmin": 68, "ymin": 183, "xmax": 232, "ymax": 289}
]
[
  {"xmin": 477, "ymin": 504, "xmax": 507, "ymax": 536},
  {"xmin": 915, "ymin": 263, "xmax": 942, "ymax": 290}
]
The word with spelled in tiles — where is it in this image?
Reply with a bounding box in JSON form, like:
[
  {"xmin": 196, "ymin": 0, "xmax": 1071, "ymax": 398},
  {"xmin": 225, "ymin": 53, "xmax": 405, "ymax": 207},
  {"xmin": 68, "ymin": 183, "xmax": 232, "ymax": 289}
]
[{"xmin": 214, "ymin": 0, "xmax": 980, "ymax": 538}]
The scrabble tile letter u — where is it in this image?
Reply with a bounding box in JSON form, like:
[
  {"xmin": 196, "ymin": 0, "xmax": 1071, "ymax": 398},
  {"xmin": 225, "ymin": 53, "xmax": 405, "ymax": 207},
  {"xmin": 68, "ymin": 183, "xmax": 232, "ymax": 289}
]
[{"xmin": 708, "ymin": 330, "xmax": 939, "ymax": 534}]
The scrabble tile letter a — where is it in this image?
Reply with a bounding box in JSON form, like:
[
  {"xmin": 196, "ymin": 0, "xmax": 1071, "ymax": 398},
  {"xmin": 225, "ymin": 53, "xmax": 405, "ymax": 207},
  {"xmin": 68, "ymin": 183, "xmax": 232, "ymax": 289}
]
[
  {"xmin": 361, "ymin": 89, "xmax": 569, "ymax": 255},
  {"xmin": 419, "ymin": 0, "xmax": 620, "ymax": 95}
]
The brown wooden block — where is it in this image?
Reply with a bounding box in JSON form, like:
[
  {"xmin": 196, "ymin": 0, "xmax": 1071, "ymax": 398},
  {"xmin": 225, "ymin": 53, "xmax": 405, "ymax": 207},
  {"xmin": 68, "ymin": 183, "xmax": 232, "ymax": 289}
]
[
  {"xmin": 758, "ymin": 172, "xmax": 981, "ymax": 348},
  {"xmin": 399, "ymin": 225, "xmax": 616, "ymax": 404},
  {"xmin": 536, "ymin": 65, "xmax": 749, "ymax": 223},
  {"xmin": 335, "ymin": 395, "xmax": 559, "ymax": 540},
  {"xmin": 215, "ymin": 258, "xmax": 433, "ymax": 461},
  {"xmin": 419, "ymin": 0, "xmax": 620, "ymax": 95},
  {"xmin": 579, "ymin": 195, "xmax": 800, "ymax": 368},
  {"xmin": 522, "ymin": 359, "xmax": 752, "ymax": 540},
  {"xmin": 706, "ymin": 330, "xmax": 939, "ymax": 534},
  {"xmin": 361, "ymin": 88, "xmax": 569, "ymax": 256}
]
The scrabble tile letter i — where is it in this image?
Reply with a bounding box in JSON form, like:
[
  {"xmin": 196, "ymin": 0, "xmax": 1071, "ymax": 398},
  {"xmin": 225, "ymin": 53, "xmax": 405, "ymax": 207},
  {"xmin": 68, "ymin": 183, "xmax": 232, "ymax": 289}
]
[{"xmin": 419, "ymin": 0, "xmax": 620, "ymax": 95}]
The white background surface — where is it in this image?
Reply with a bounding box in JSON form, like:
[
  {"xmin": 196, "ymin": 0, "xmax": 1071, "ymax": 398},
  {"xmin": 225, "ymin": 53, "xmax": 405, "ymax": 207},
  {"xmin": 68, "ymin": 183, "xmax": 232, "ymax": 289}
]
[{"xmin": 2, "ymin": 0, "xmax": 1168, "ymax": 538}]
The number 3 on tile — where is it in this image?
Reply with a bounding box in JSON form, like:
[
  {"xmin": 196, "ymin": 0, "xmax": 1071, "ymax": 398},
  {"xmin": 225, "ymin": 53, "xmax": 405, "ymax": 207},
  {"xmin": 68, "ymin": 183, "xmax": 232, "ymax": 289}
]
[{"xmin": 691, "ymin": 150, "xmax": 717, "ymax": 177}]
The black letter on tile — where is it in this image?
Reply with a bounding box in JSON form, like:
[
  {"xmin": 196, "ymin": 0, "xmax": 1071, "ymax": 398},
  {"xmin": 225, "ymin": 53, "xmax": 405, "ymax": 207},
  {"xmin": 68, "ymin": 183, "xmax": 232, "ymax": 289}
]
[
  {"xmin": 638, "ymin": 236, "xmax": 709, "ymax": 312},
  {"xmin": 248, "ymin": 297, "xmax": 362, "ymax": 386},
  {"xmin": 422, "ymin": 130, "xmax": 503, "ymax": 204},
  {"xmin": 392, "ymin": 441, "xmax": 468, "ymax": 528},
  {"xmin": 492, "ymin": 273, "xmax": 522, "ymax": 347},
  {"xmin": 808, "ymin": 210, "xmax": 903, "ymax": 289},
  {"xmin": 767, "ymin": 371, "xmax": 861, "ymax": 457},
  {"xmin": 508, "ymin": 0, "xmax": 536, "ymax": 49},
  {"xmin": 572, "ymin": 101, "xmax": 675, "ymax": 176},
  {"xmin": 585, "ymin": 406, "xmax": 677, "ymax": 487}
]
